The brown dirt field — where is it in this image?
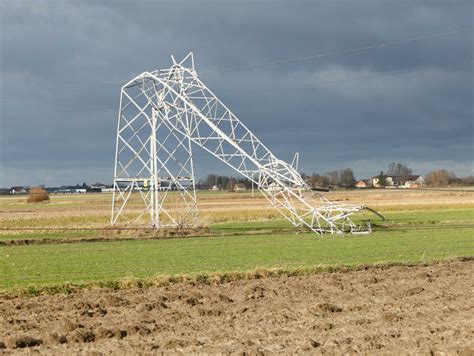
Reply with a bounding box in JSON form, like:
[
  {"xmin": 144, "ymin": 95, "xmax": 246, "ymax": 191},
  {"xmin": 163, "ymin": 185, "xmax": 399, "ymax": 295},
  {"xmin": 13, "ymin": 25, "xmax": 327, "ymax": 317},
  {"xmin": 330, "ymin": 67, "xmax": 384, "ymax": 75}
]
[{"xmin": 1, "ymin": 261, "xmax": 473, "ymax": 354}]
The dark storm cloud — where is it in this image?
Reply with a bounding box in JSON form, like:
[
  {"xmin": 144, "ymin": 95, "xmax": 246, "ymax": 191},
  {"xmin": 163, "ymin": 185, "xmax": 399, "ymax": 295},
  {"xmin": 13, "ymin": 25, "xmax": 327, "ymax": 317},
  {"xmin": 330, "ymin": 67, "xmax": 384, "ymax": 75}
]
[{"xmin": 0, "ymin": 0, "xmax": 472, "ymax": 185}]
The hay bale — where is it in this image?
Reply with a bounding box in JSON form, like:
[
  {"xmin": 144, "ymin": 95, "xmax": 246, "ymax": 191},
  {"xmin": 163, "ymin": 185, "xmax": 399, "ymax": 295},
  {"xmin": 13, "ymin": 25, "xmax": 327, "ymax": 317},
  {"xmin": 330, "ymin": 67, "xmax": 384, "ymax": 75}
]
[{"xmin": 27, "ymin": 187, "xmax": 50, "ymax": 203}]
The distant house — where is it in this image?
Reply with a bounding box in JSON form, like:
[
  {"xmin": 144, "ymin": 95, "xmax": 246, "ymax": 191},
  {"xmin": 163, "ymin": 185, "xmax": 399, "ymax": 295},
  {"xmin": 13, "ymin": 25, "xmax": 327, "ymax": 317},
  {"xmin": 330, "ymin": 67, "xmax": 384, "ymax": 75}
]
[
  {"xmin": 396, "ymin": 175, "xmax": 425, "ymax": 188},
  {"xmin": 372, "ymin": 175, "xmax": 391, "ymax": 188},
  {"xmin": 54, "ymin": 188, "xmax": 86, "ymax": 194},
  {"xmin": 233, "ymin": 183, "xmax": 246, "ymax": 192},
  {"xmin": 355, "ymin": 180, "xmax": 370, "ymax": 189},
  {"xmin": 211, "ymin": 185, "xmax": 220, "ymax": 191},
  {"xmin": 89, "ymin": 183, "xmax": 105, "ymax": 192},
  {"xmin": 267, "ymin": 182, "xmax": 281, "ymax": 192},
  {"xmin": 88, "ymin": 183, "xmax": 115, "ymax": 193},
  {"xmin": 54, "ymin": 189, "xmax": 72, "ymax": 194},
  {"xmin": 91, "ymin": 182, "xmax": 106, "ymax": 189},
  {"xmin": 390, "ymin": 175, "xmax": 425, "ymax": 188},
  {"xmin": 9, "ymin": 186, "xmax": 28, "ymax": 194},
  {"xmin": 372, "ymin": 175, "xmax": 425, "ymax": 188}
]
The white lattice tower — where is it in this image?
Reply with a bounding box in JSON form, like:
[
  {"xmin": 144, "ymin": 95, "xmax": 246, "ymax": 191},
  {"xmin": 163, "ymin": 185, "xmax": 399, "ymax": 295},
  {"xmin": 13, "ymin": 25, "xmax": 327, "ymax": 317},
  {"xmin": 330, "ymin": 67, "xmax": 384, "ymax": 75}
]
[{"xmin": 112, "ymin": 53, "xmax": 369, "ymax": 233}]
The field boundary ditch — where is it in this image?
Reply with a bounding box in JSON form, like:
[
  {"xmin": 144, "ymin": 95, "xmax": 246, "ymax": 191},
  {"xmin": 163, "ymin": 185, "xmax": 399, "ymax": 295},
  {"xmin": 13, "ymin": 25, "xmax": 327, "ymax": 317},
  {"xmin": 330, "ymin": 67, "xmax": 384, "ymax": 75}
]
[{"xmin": 1, "ymin": 223, "xmax": 474, "ymax": 246}]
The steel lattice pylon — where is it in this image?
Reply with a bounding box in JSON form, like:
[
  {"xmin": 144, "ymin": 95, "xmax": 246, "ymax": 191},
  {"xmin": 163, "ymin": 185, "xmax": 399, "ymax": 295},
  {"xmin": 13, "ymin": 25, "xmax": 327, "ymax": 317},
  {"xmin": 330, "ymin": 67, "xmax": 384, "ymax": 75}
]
[{"xmin": 112, "ymin": 53, "xmax": 371, "ymax": 234}]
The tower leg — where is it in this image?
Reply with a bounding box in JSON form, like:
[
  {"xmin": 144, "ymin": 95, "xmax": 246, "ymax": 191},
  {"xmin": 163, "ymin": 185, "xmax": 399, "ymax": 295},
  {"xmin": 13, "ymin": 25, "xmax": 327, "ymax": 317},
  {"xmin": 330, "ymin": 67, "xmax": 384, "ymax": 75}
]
[{"xmin": 111, "ymin": 80, "xmax": 198, "ymax": 228}]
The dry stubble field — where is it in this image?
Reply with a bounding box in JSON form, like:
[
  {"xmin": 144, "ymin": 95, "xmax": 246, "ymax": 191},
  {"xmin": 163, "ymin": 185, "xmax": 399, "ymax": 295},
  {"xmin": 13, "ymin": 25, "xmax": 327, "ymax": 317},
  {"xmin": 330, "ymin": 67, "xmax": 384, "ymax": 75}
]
[{"xmin": 0, "ymin": 189, "xmax": 473, "ymax": 354}]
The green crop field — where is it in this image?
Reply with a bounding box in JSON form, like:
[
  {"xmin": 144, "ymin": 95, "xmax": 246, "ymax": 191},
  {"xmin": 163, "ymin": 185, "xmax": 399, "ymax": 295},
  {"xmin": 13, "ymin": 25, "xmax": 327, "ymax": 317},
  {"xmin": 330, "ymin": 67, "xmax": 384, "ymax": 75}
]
[
  {"xmin": 1, "ymin": 226, "xmax": 473, "ymax": 291},
  {"xmin": 0, "ymin": 190, "xmax": 473, "ymax": 294}
]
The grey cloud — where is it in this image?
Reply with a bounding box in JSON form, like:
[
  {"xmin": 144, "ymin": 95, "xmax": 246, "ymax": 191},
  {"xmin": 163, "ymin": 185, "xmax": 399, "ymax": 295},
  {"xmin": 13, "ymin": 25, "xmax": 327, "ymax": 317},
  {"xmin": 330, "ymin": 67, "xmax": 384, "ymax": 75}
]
[{"xmin": 0, "ymin": 0, "xmax": 472, "ymax": 186}]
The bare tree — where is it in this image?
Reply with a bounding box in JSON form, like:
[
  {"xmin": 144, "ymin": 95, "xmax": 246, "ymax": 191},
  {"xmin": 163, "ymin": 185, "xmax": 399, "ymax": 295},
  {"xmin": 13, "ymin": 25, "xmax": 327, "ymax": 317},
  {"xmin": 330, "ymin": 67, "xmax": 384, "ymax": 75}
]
[
  {"xmin": 324, "ymin": 170, "xmax": 339, "ymax": 187},
  {"xmin": 308, "ymin": 173, "xmax": 329, "ymax": 188},
  {"xmin": 387, "ymin": 162, "xmax": 412, "ymax": 176},
  {"xmin": 205, "ymin": 174, "xmax": 217, "ymax": 188},
  {"xmin": 425, "ymin": 169, "xmax": 456, "ymax": 186},
  {"xmin": 460, "ymin": 176, "xmax": 474, "ymax": 186},
  {"xmin": 339, "ymin": 168, "xmax": 355, "ymax": 188}
]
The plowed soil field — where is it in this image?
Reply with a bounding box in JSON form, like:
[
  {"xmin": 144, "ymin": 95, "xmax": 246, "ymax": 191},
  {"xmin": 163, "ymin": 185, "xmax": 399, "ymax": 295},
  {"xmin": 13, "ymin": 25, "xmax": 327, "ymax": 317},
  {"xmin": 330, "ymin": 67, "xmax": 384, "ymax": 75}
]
[{"xmin": 1, "ymin": 260, "xmax": 473, "ymax": 354}]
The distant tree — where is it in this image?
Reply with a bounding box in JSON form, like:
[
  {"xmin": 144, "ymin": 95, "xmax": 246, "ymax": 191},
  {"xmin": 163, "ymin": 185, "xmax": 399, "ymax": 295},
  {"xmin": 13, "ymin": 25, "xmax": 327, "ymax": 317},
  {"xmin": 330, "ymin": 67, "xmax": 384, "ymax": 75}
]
[
  {"xmin": 205, "ymin": 174, "xmax": 218, "ymax": 188},
  {"xmin": 225, "ymin": 177, "xmax": 234, "ymax": 191},
  {"xmin": 217, "ymin": 176, "xmax": 230, "ymax": 189},
  {"xmin": 201, "ymin": 174, "xmax": 253, "ymax": 190},
  {"xmin": 243, "ymin": 178, "xmax": 253, "ymax": 188},
  {"xmin": 196, "ymin": 178, "xmax": 207, "ymax": 189},
  {"xmin": 425, "ymin": 169, "xmax": 456, "ymax": 187},
  {"xmin": 377, "ymin": 171, "xmax": 386, "ymax": 187},
  {"xmin": 387, "ymin": 162, "xmax": 412, "ymax": 177},
  {"xmin": 339, "ymin": 168, "xmax": 356, "ymax": 188},
  {"xmin": 307, "ymin": 173, "xmax": 329, "ymax": 188},
  {"xmin": 460, "ymin": 176, "xmax": 474, "ymax": 186},
  {"xmin": 325, "ymin": 170, "xmax": 340, "ymax": 187}
]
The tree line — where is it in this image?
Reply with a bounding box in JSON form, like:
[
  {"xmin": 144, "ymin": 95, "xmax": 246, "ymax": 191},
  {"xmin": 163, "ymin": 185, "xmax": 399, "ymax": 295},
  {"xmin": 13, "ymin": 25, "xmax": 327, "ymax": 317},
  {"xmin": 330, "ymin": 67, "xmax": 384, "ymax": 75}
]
[
  {"xmin": 424, "ymin": 169, "xmax": 473, "ymax": 187},
  {"xmin": 196, "ymin": 174, "xmax": 253, "ymax": 190},
  {"xmin": 197, "ymin": 162, "xmax": 474, "ymax": 190},
  {"xmin": 301, "ymin": 169, "xmax": 356, "ymax": 189}
]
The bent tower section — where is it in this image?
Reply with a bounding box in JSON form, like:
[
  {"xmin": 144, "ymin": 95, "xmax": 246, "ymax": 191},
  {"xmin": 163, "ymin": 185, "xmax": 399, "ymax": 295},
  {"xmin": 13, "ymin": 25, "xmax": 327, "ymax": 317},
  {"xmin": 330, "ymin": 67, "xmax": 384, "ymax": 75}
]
[{"xmin": 112, "ymin": 53, "xmax": 368, "ymax": 234}]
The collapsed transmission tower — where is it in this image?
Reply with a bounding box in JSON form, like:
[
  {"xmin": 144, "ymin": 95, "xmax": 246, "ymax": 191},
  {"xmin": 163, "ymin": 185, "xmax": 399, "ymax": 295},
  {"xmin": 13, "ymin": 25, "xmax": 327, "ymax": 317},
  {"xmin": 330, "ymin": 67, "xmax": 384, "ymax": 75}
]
[{"xmin": 112, "ymin": 53, "xmax": 373, "ymax": 234}]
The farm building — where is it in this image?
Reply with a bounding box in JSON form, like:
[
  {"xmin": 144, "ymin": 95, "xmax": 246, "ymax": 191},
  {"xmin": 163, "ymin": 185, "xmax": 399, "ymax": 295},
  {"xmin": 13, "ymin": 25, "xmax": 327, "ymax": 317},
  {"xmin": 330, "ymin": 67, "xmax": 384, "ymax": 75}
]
[
  {"xmin": 268, "ymin": 182, "xmax": 282, "ymax": 192},
  {"xmin": 9, "ymin": 186, "xmax": 28, "ymax": 194},
  {"xmin": 54, "ymin": 188, "xmax": 87, "ymax": 194},
  {"xmin": 404, "ymin": 180, "xmax": 425, "ymax": 189},
  {"xmin": 372, "ymin": 175, "xmax": 425, "ymax": 188},
  {"xmin": 355, "ymin": 180, "xmax": 370, "ymax": 188},
  {"xmin": 233, "ymin": 183, "xmax": 246, "ymax": 192},
  {"xmin": 90, "ymin": 183, "xmax": 116, "ymax": 193}
]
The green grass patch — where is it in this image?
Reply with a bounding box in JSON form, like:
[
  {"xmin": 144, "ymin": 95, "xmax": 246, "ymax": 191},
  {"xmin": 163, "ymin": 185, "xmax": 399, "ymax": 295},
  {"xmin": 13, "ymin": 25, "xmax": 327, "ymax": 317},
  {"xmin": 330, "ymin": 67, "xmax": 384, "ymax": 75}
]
[
  {"xmin": 7, "ymin": 258, "xmax": 473, "ymax": 297},
  {"xmin": 382, "ymin": 208, "xmax": 474, "ymax": 225},
  {"xmin": 1, "ymin": 226, "xmax": 473, "ymax": 291},
  {"xmin": 210, "ymin": 208, "xmax": 474, "ymax": 232},
  {"xmin": 211, "ymin": 219, "xmax": 294, "ymax": 232}
]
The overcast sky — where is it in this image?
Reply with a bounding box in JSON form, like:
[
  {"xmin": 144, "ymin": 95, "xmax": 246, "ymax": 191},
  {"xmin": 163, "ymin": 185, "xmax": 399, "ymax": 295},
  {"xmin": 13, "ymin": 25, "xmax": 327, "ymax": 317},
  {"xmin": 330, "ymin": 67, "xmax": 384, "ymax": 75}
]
[{"xmin": 0, "ymin": 0, "xmax": 472, "ymax": 186}]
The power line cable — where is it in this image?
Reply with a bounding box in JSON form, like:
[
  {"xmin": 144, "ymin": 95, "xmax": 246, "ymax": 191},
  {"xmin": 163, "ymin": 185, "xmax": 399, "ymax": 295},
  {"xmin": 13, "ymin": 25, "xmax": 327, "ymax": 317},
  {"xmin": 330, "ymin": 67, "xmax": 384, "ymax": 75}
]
[
  {"xmin": 200, "ymin": 26, "xmax": 474, "ymax": 75},
  {"xmin": 21, "ymin": 26, "xmax": 473, "ymax": 90}
]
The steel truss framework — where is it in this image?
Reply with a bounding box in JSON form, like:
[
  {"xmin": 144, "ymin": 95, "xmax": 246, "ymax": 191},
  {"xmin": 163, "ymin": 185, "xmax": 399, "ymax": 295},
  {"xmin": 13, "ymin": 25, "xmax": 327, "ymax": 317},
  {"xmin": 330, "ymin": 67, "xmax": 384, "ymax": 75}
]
[{"xmin": 112, "ymin": 53, "xmax": 370, "ymax": 234}]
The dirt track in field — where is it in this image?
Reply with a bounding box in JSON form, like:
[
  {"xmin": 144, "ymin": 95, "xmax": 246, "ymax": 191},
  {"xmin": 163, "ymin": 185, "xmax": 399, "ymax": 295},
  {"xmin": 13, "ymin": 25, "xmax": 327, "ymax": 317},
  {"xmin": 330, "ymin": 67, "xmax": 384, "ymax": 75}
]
[{"xmin": 1, "ymin": 260, "xmax": 473, "ymax": 354}]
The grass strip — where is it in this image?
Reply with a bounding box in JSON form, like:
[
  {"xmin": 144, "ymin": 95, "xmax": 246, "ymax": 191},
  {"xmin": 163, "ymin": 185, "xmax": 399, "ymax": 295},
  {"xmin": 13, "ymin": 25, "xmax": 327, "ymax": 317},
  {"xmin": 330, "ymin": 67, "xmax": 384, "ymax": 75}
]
[
  {"xmin": 1, "ymin": 227, "xmax": 473, "ymax": 290},
  {"xmin": 1, "ymin": 257, "xmax": 472, "ymax": 298}
]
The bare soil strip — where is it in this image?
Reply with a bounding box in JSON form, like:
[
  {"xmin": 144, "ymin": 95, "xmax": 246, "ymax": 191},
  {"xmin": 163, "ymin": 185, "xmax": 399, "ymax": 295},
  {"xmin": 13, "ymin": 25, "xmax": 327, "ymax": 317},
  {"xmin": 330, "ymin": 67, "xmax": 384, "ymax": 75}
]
[
  {"xmin": 2, "ymin": 223, "xmax": 473, "ymax": 246},
  {"xmin": 1, "ymin": 260, "xmax": 473, "ymax": 354}
]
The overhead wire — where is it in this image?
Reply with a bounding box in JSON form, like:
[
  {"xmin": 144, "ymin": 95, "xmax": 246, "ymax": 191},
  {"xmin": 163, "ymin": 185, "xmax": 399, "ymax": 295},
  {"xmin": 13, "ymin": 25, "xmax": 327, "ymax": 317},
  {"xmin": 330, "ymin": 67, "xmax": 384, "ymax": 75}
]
[
  {"xmin": 32, "ymin": 25, "xmax": 474, "ymax": 90},
  {"xmin": 200, "ymin": 26, "xmax": 474, "ymax": 75}
]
